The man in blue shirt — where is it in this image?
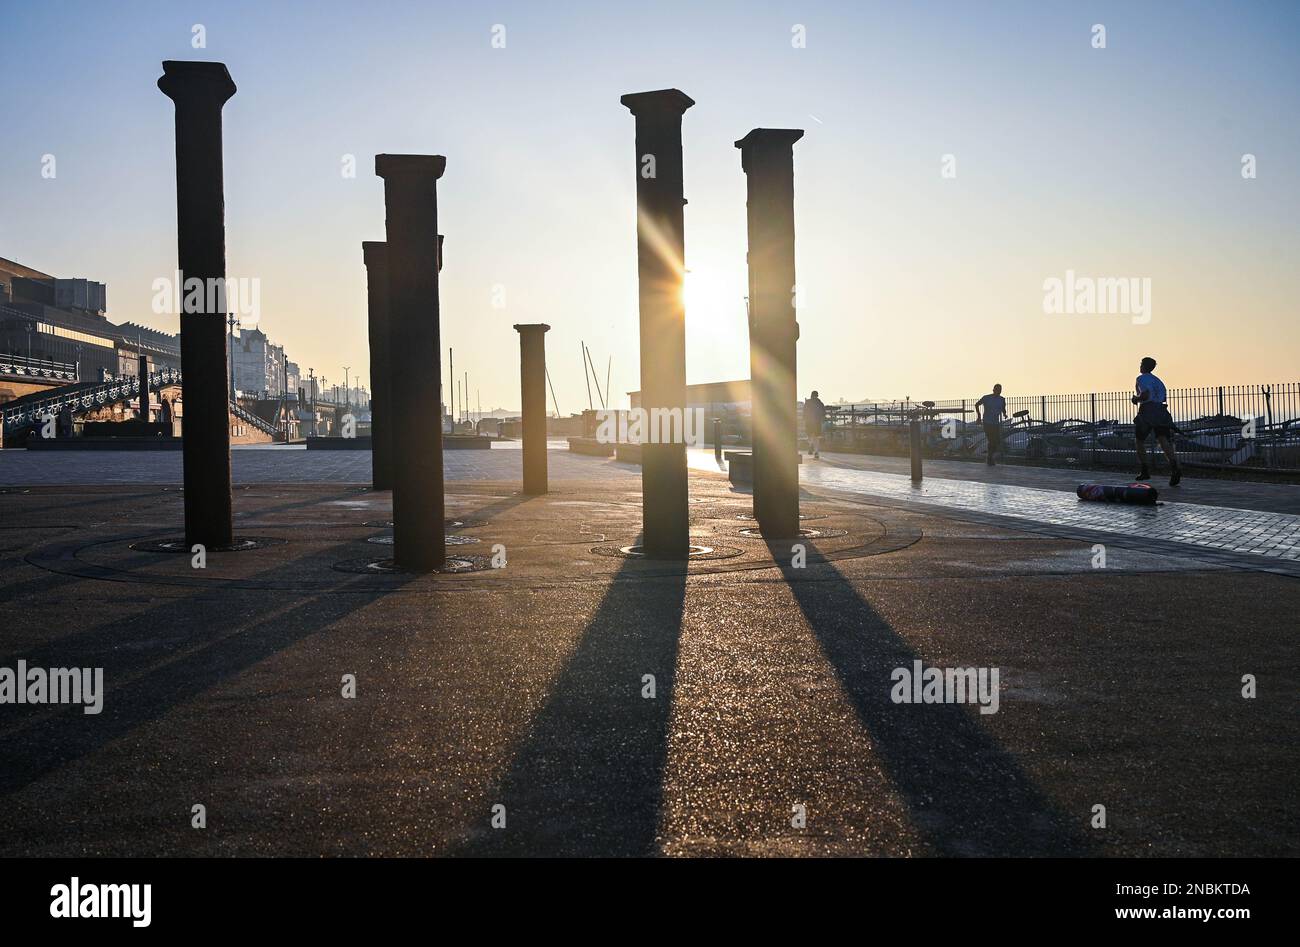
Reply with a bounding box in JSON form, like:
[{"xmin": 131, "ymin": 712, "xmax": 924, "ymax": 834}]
[
  {"xmin": 975, "ymin": 383, "xmax": 1008, "ymax": 466},
  {"xmin": 1133, "ymin": 356, "xmax": 1182, "ymax": 486}
]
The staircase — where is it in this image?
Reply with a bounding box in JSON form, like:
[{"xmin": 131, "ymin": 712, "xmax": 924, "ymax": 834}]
[
  {"xmin": 2, "ymin": 369, "xmax": 279, "ymax": 441},
  {"xmin": 230, "ymin": 400, "xmax": 280, "ymax": 437}
]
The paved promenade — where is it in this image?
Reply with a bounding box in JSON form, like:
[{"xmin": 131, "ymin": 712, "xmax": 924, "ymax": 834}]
[
  {"xmin": 5, "ymin": 443, "xmax": 1299, "ymax": 574},
  {"xmin": 1, "ymin": 443, "xmax": 1294, "ymax": 857}
]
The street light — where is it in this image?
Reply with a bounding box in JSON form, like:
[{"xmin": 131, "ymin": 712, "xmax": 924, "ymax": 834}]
[
  {"xmin": 227, "ymin": 315, "xmax": 240, "ymax": 400},
  {"xmin": 342, "ymin": 365, "xmax": 350, "ymax": 414}
]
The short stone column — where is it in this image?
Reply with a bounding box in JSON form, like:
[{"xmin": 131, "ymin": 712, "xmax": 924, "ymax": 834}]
[{"xmin": 514, "ymin": 324, "xmax": 550, "ymax": 494}]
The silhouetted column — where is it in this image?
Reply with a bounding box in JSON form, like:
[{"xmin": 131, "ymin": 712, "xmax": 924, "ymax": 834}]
[
  {"xmin": 514, "ymin": 324, "xmax": 550, "ymax": 494},
  {"xmin": 158, "ymin": 60, "xmax": 236, "ymax": 548},
  {"xmin": 376, "ymin": 154, "xmax": 445, "ymax": 572},
  {"xmin": 910, "ymin": 417, "xmax": 923, "ymax": 482},
  {"xmin": 138, "ymin": 354, "xmax": 150, "ymax": 418},
  {"xmin": 737, "ymin": 128, "xmax": 803, "ymax": 538},
  {"xmin": 362, "ymin": 241, "xmax": 393, "ymax": 491},
  {"xmin": 621, "ymin": 88, "xmax": 693, "ymax": 558}
]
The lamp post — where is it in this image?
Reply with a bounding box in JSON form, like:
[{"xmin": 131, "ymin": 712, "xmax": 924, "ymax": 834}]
[
  {"xmin": 227, "ymin": 314, "xmax": 240, "ymax": 399},
  {"xmin": 343, "ymin": 365, "xmax": 350, "ymax": 415}
]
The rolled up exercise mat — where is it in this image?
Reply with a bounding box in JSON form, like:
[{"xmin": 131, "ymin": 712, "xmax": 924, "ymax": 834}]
[{"xmin": 1076, "ymin": 482, "xmax": 1158, "ymax": 504}]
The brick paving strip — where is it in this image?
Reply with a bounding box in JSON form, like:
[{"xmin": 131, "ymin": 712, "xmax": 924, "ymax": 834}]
[{"xmin": 802, "ymin": 463, "xmax": 1300, "ymax": 577}]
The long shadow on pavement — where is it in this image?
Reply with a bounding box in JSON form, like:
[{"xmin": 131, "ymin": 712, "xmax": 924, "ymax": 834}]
[
  {"xmin": 455, "ymin": 551, "xmax": 687, "ymax": 856},
  {"xmin": 0, "ymin": 534, "xmax": 415, "ymax": 798},
  {"xmin": 778, "ymin": 540, "xmax": 1091, "ymax": 856}
]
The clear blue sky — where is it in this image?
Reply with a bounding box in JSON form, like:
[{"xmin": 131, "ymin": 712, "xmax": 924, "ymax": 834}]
[{"xmin": 4, "ymin": 0, "xmax": 1297, "ymax": 410}]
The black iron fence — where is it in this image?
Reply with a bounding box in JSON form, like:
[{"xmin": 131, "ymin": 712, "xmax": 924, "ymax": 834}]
[
  {"xmin": 818, "ymin": 383, "xmax": 1300, "ymax": 472},
  {"xmin": 0, "ymin": 352, "xmax": 78, "ymax": 381}
]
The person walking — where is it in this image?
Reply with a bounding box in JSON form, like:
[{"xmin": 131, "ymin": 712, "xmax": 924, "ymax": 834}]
[
  {"xmin": 1133, "ymin": 356, "xmax": 1182, "ymax": 486},
  {"xmin": 975, "ymin": 383, "xmax": 1008, "ymax": 466},
  {"xmin": 803, "ymin": 390, "xmax": 827, "ymax": 458}
]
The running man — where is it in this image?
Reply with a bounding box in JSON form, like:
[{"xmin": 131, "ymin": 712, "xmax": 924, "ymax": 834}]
[
  {"xmin": 975, "ymin": 383, "xmax": 1008, "ymax": 466},
  {"xmin": 803, "ymin": 390, "xmax": 826, "ymax": 458},
  {"xmin": 1133, "ymin": 356, "xmax": 1182, "ymax": 486}
]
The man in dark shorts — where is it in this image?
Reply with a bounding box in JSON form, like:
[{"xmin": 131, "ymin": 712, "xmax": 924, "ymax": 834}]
[
  {"xmin": 1133, "ymin": 356, "xmax": 1182, "ymax": 486},
  {"xmin": 803, "ymin": 390, "xmax": 826, "ymax": 458},
  {"xmin": 975, "ymin": 383, "xmax": 1007, "ymax": 465}
]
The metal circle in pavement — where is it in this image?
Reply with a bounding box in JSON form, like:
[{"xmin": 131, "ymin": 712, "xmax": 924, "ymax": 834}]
[
  {"xmin": 332, "ymin": 555, "xmax": 490, "ymax": 575},
  {"xmin": 366, "ymin": 534, "xmax": 481, "ymax": 546},
  {"xmin": 736, "ymin": 526, "xmax": 847, "ymax": 540},
  {"xmin": 590, "ymin": 541, "xmax": 744, "ymax": 561},
  {"xmin": 363, "ymin": 519, "xmax": 489, "ymax": 530},
  {"xmin": 130, "ymin": 536, "xmax": 288, "ymax": 553}
]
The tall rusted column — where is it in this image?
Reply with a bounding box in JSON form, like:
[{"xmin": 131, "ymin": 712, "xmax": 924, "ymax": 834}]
[
  {"xmin": 621, "ymin": 89, "xmax": 693, "ymax": 558},
  {"xmin": 376, "ymin": 154, "xmax": 445, "ymax": 572},
  {"xmin": 362, "ymin": 241, "xmax": 393, "ymax": 491},
  {"xmin": 158, "ymin": 60, "xmax": 236, "ymax": 548},
  {"xmin": 138, "ymin": 353, "xmax": 150, "ymax": 418},
  {"xmin": 737, "ymin": 128, "xmax": 804, "ymax": 538},
  {"xmin": 514, "ymin": 324, "xmax": 550, "ymax": 494}
]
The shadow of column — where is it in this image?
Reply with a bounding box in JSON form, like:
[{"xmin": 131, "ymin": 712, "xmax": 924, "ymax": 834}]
[
  {"xmin": 777, "ymin": 542, "xmax": 1091, "ymax": 856},
  {"xmin": 455, "ymin": 553, "xmax": 687, "ymax": 856},
  {"xmin": 0, "ymin": 535, "xmax": 416, "ymax": 797}
]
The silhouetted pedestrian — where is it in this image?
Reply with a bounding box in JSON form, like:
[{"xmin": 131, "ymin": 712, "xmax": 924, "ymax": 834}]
[
  {"xmin": 975, "ymin": 383, "xmax": 1007, "ymax": 466},
  {"xmin": 1133, "ymin": 356, "xmax": 1182, "ymax": 486},
  {"xmin": 803, "ymin": 390, "xmax": 826, "ymax": 458}
]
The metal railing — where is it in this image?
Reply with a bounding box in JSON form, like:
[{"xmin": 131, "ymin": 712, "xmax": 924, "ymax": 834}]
[
  {"xmin": 230, "ymin": 401, "xmax": 280, "ymax": 437},
  {"xmin": 3, "ymin": 368, "xmax": 280, "ymax": 440},
  {"xmin": 820, "ymin": 383, "xmax": 1300, "ymax": 472},
  {"xmin": 2, "ymin": 368, "xmax": 181, "ymax": 433},
  {"xmin": 0, "ymin": 352, "xmax": 78, "ymax": 381}
]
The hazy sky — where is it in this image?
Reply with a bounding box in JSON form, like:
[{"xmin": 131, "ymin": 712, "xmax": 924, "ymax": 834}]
[{"xmin": 4, "ymin": 1, "xmax": 1297, "ymax": 410}]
